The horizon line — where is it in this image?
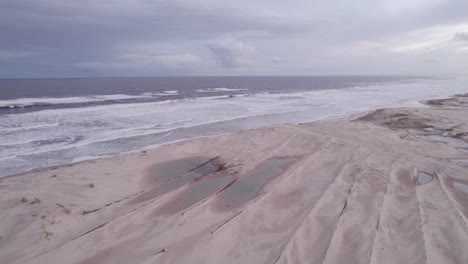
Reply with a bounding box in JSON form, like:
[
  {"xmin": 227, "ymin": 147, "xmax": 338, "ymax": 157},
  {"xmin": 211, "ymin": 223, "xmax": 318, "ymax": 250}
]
[{"xmin": 0, "ymin": 73, "xmax": 454, "ymax": 80}]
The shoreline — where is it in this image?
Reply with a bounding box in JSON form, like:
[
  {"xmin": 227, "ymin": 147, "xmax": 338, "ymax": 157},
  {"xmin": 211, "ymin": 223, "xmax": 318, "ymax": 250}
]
[
  {"xmin": 0, "ymin": 111, "xmax": 382, "ymax": 181},
  {"xmin": 3, "ymin": 76, "xmax": 468, "ymax": 179},
  {"xmin": 0, "ymin": 109, "xmax": 364, "ymax": 180},
  {"xmin": 0, "ymin": 100, "xmax": 423, "ymax": 180},
  {"xmin": 1, "ymin": 93, "xmax": 468, "ymax": 263}
]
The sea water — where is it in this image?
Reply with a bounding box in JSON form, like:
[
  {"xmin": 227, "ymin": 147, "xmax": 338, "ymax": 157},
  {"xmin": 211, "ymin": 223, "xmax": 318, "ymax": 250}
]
[{"xmin": 1, "ymin": 75, "xmax": 467, "ymax": 177}]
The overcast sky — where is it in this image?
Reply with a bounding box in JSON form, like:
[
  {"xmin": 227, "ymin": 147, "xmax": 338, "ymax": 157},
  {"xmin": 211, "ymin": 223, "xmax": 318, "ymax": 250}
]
[{"xmin": 1, "ymin": 0, "xmax": 468, "ymax": 78}]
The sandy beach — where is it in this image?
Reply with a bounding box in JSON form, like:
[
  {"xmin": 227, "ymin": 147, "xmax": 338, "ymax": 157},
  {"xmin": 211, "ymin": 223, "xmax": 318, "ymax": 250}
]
[{"xmin": 1, "ymin": 94, "xmax": 468, "ymax": 264}]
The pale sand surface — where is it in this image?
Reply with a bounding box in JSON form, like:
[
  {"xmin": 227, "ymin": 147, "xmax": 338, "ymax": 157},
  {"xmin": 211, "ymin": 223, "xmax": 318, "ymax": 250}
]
[{"xmin": 1, "ymin": 94, "xmax": 468, "ymax": 264}]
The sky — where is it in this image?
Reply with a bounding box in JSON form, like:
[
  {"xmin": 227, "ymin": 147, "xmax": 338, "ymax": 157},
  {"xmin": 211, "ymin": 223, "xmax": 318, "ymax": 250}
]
[{"xmin": 1, "ymin": 0, "xmax": 468, "ymax": 78}]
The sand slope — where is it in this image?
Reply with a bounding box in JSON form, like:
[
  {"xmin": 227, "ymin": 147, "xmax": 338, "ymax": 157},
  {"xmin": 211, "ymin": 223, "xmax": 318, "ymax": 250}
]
[{"xmin": 1, "ymin": 94, "xmax": 468, "ymax": 264}]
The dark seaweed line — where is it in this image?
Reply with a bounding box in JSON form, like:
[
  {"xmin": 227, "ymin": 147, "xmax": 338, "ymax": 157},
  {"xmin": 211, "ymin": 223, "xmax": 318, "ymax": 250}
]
[
  {"xmin": 206, "ymin": 142, "xmax": 326, "ymax": 237},
  {"xmin": 182, "ymin": 137, "xmax": 328, "ymax": 233},
  {"xmin": 158, "ymin": 156, "xmax": 220, "ymax": 185},
  {"xmin": 82, "ymin": 189, "xmax": 146, "ymax": 215},
  {"xmin": 74, "ymin": 157, "xmax": 228, "ymax": 241},
  {"xmin": 210, "ymin": 209, "xmax": 245, "ymax": 235},
  {"xmin": 81, "ymin": 156, "xmax": 221, "ymax": 215},
  {"xmin": 181, "ymin": 178, "xmax": 238, "ymax": 217}
]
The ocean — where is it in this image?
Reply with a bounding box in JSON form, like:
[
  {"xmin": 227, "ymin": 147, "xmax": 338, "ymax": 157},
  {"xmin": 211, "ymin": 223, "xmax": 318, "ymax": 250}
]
[{"xmin": 1, "ymin": 76, "xmax": 467, "ymax": 177}]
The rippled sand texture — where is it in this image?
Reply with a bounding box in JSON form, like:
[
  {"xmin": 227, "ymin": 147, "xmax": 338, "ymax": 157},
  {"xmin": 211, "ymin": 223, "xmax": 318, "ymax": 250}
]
[{"xmin": 1, "ymin": 94, "xmax": 468, "ymax": 264}]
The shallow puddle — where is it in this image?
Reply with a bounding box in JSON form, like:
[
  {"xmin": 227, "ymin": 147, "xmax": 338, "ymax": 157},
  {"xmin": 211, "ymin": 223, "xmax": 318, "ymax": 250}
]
[
  {"xmin": 218, "ymin": 157, "xmax": 297, "ymax": 209},
  {"xmin": 453, "ymin": 182, "xmax": 468, "ymax": 193},
  {"xmin": 417, "ymin": 172, "xmax": 433, "ymax": 185},
  {"xmin": 131, "ymin": 157, "xmax": 222, "ymax": 204},
  {"xmin": 158, "ymin": 176, "xmax": 233, "ymax": 215},
  {"xmin": 149, "ymin": 157, "xmax": 219, "ymax": 182},
  {"xmin": 417, "ymin": 135, "xmax": 468, "ymax": 148}
]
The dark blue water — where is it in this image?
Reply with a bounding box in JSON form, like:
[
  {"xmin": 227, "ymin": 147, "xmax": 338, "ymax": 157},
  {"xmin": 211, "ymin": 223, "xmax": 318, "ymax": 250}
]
[{"xmin": 0, "ymin": 76, "xmax": 420, "ymax": 114}]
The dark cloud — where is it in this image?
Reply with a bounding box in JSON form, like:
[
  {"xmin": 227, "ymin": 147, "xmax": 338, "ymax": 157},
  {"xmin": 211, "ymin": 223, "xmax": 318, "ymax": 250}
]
[
  {"xmin": 0, "ymin": 0, "xmax": 309, "ymax": 48},
  {"xmin": 0, "ymin": 0, "xmax": 312, "ymax": 77},
  {"xmin": 0, "ymin": 0, "xmax": 467, "ymax": 77}
]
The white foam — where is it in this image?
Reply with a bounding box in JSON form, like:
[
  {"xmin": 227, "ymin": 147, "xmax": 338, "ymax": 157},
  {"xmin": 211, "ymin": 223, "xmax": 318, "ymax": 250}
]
[
  {"xmin": 196, "ymin": 87, "xmax": 248, "ymax": 93},
  {"xmin": 214, "ymin": 87, "xmax": 248, "ymax": 92},
  {"xmin": 162, "ymin": 90, "xmax": 179, "ymax": 94},
  {"xmin": 0, "ymin": 92, "xmax": 177, "ymax": 108},
  {"xmin": 1, "ymin": 76, "xmax": 468, "ymax": 177},
  {"xmin": 195, "ymin": 95, "xmax": 232, "ymax": 100},
  {"xmin": 0, "ymin": 122, "xmax": 59, "ymax": 132}
]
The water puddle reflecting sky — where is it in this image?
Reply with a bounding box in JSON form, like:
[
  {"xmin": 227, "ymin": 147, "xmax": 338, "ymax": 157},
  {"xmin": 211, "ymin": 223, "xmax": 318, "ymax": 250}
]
[
  {"xmin": 417, "ymin": 172, "xmax": 433, "ymax": 185},
  {"xmin": 453, "ymin": 182, "xmax": 468, "ymax": 193},
  {"xmin": 417, "ymin": 135, "xmax": 468, "ymax": 148},
  {"xmin": 131, "ymin": 157, "xmax": 222, "ymax": 204},
  {"xmin": 218, "ymin": 157, "xmax": 297, "ymax": 209}
]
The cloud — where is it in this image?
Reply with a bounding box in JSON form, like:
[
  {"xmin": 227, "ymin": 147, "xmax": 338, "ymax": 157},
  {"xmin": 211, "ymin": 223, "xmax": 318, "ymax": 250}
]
[
  {"xmin": 0, "ymin": 50, "xmax": 35, "ymax": 60},
  {"xmin": 0, "ymin": 0, "xmax": 309, "ymax": 49},
  {"xmin": 423, "ymin": 58, "xmax": 438, "ymax": 64},
  {"xmin": 454, "ymin": 32, "xmax": 468, "ymax": 42},
  {"xmin": 206, "ymin": 38, "xmax": 256, "ymax": 68},
  {"xmin": 155, "ymin": 54, "xmax": 204, "ymax": 68},
  {"xmin": 271, "ymin": 57, "xmax": 287, "ymax": 64},
  {"xmin": 1, "ymin": 0, "xmax": 468, "ymax": 77},
  {"xmin": 341, "ymin": 23, "xmax": 468, "ymax": 54},
  {"xmin": 77, "ymin": 53, "xmax": 203, "ymax": 71}
]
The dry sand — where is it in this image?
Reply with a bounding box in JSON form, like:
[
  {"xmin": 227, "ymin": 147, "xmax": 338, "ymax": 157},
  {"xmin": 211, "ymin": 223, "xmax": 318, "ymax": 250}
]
[{"xmin": 1, "ymin": 94, "xmax": 468, "ymax": 264}]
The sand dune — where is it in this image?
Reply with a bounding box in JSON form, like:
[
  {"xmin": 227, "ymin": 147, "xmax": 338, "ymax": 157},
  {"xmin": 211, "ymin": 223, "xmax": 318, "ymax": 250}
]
[{"xmin": 1, "ymin": 94, "xmax": 468, "ymax": 264}]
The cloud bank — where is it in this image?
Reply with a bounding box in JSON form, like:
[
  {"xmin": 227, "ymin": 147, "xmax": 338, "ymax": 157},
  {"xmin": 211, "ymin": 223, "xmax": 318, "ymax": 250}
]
[{"xmin": 0, "ymin": 0, "xmax": 467, "ymax": 77}]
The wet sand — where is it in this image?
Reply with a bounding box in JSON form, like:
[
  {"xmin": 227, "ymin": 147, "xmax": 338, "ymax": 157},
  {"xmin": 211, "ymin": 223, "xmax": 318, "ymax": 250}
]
[{"xmin": 1, "ymin": 94, "xmax": 468, "ymax": 264}]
